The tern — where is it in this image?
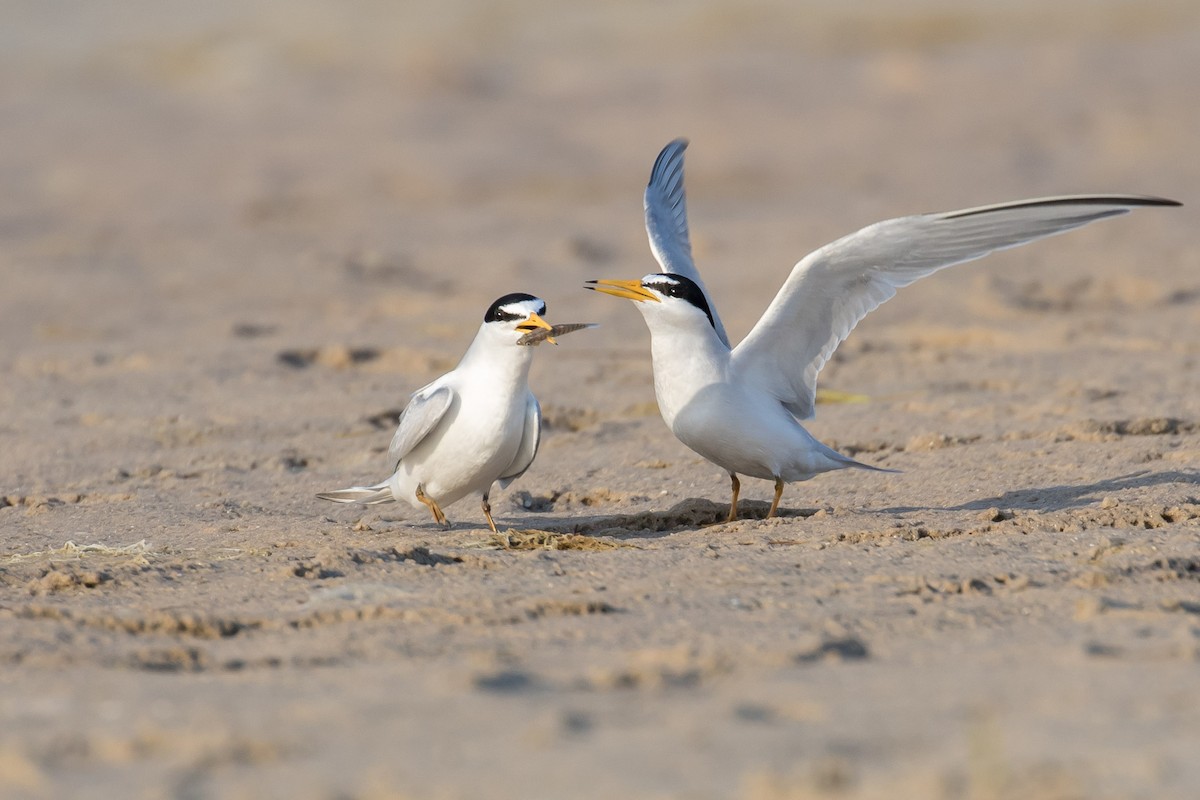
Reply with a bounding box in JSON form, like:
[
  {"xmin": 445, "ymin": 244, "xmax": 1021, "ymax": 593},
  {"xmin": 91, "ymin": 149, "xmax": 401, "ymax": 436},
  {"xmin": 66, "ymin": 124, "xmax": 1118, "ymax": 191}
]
[
  {"xmin": 318, "ymin": 294, "xmax": 591, "ymax": 532},
  {"xmin": 588, "ymin": 139, "xmax": 1180, "ymax": 521}
]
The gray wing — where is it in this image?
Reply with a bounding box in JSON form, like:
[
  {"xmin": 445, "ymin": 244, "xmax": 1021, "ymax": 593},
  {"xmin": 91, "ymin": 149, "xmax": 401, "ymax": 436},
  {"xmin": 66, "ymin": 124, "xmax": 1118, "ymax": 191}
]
[
  {"xmin": 731, "ymin": 195, "xmax": 1180, "ymax": 420},
  {"xmin": 645, "ymin": 138, "xmax": 730, "ymax": 346},
  {"xmin": 386, "ymin": 384, "xmax": 454, "ymax": 469},
  {"xmin": 498, "ymin": 393, "xmax": 541, "ymax": 489}
]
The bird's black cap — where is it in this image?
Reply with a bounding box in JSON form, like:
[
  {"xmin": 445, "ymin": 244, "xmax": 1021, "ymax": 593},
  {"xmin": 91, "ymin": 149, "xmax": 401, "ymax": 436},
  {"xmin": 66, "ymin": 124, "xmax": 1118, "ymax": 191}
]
[
  {"xmin": 484, "ymin": 293, "xmax": 546, "ymax": 323},
  {"xmin": 642, "ymin": 274, "xmax": 716, "ymax": 332}
]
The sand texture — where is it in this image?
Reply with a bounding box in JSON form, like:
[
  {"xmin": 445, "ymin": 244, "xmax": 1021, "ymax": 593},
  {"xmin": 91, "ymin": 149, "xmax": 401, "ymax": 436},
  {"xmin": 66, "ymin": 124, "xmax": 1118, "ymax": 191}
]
[{"xmin": 2, "ymin": 1, "xmax": 1199, "ymax": 798}]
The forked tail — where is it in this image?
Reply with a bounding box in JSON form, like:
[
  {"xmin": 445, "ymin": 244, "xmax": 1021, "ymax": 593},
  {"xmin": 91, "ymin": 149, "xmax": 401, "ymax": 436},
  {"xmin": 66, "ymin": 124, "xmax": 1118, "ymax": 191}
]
[
  {"xmin": 316, "ymin": 481, "xmax": 393, "ymax": 505},
  {"xmin": 846, "ymin": 458, "xmax": 901, "ymax": 475},
  {"xmin": 819, "ymin": 440, "xmax": 901, "ymax": 474}
]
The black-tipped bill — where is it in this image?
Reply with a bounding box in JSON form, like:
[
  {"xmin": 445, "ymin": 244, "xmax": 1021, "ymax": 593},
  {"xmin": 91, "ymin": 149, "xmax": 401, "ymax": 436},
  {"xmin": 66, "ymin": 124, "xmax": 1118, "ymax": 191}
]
[{"xmin": 585, "ymin": 279, "xmax": 661, "ymax": 303}]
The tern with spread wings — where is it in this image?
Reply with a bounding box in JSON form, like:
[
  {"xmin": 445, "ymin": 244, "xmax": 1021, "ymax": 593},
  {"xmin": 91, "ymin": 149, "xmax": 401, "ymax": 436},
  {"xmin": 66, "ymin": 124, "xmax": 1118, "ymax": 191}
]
[{"xmin": 589, "ymin": 139, "xmax": 1180, "ymax": 521}]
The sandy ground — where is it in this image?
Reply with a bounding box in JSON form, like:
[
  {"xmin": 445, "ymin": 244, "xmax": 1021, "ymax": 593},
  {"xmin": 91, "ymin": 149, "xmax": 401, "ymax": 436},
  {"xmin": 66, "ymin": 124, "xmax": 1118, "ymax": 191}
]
[{"xmin": 2, "ymin": 1, "xmax": 1199, "ymax": 798}]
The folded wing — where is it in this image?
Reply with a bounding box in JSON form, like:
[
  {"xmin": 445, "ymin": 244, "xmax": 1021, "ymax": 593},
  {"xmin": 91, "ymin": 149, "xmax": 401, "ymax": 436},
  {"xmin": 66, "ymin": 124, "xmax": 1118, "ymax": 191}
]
[
  {"xmin": 645, "ymin": 138, "xmax": 730, "ymax": 346},
  {"xmin": 498, "ymin": 393, "xmax": 541, "ymax": 488},
  {"xmin": 731, "ymin": 195, "xmax": 1180, "ymax": 420},
  {"xmin": 386, "ymin": 384, "xmax": 453, "ymax": 469}
]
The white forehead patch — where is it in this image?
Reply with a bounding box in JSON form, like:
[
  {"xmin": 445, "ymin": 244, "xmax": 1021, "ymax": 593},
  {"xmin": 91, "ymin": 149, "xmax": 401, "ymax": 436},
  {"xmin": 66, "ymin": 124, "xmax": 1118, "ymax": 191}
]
[
  {"xmin": 642, "ymin": 274, "xmax": 679, "ymax": 288},
  {"xmin": 499, "ymin": 298, "xmax": 545, "ymax": 318}
]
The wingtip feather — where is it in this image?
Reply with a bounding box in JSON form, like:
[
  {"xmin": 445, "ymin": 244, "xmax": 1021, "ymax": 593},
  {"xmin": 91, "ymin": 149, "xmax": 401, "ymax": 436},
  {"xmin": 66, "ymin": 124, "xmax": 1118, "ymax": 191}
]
[
  {"xmin": 649, "ymin": 138, "xmax": 690, "ymax": 185},
  {"xmin": 942, "ymin": 194, "xmax": 1182, "ymax": 219}
]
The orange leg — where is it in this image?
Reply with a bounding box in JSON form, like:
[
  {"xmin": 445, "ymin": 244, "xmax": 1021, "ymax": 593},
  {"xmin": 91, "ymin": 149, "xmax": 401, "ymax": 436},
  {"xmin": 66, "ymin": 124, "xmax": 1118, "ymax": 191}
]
[
  {"xmin": 767, "ymin": 477, "xmax": 785, "ymax": 519},
  {"xmin": 481, "ymin": 491, "xmax": 498, "ymax": 534},
  {"xmin": 415, "ymin": 484, "xmax": 449, "ymax": 529},
  {"xmin": 726, "ymin": 473, "xmax": 741, "ymax": 522}
]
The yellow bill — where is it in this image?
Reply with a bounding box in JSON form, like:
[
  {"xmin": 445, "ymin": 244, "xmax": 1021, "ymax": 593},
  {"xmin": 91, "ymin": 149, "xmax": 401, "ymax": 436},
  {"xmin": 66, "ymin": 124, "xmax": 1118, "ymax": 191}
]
[{"xmin": 585, "ymin": 279, "xmax": 662, "ymax": 303}]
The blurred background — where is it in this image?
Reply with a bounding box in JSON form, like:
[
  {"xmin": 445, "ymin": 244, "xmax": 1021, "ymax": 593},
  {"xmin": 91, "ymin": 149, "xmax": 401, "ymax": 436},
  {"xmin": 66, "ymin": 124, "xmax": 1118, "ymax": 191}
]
[{"xmin": 2, "ymin": 0, "xmax": 1195, "ymax": 358}]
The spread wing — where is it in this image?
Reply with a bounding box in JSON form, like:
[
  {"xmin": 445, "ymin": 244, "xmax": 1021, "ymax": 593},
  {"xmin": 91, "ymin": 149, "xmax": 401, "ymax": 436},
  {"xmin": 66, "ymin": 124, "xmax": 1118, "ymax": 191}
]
[
  {"xmin": 386, "ymin": 384, "xmax": 453, "ymax": 469},
  {"xmin": 645, "ymin": 138, "xmax": 730, "ymax": 346},
  {"xmin": 498, "ymin": 393, "xmax": 541, "ymax": 488},
  {"xmin": 731, "ymin": 195, "xmax": 1180, "ymax": 420}
]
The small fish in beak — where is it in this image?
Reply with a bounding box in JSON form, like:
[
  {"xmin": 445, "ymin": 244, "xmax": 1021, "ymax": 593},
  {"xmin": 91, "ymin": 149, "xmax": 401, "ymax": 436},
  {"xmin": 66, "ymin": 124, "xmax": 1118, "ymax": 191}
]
[{"xmin": 517, "ymin": 321, "xmax": 597, "ymax": 346}]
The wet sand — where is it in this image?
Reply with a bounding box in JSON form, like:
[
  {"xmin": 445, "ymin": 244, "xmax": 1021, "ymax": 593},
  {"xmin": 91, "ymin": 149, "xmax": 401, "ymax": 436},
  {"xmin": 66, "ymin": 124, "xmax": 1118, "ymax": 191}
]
[{"xmin": 2, "ymin": 2, "xmax": 1199, "ymax": 797}]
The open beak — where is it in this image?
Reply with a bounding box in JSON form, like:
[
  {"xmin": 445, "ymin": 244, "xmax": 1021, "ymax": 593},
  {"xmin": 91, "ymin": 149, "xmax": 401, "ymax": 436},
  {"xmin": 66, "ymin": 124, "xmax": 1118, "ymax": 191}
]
[
  {"xmin": 585, "ymin": 279, "xmax": 661, "ymax": 303},
  {"xmin": 516, "ymin": 311, "xmax": 558, "ymax": 344}
]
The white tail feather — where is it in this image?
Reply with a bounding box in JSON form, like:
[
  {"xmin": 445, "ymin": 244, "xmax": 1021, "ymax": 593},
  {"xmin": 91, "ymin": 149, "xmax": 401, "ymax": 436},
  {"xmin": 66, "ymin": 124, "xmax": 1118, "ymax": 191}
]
[
  {"xmin": 316, "ymin": 482, "xmax": 393, "ymax": 505},
  {"xmin": 816, "ymin": 440, "xmax": 901, "ymax": 474}
]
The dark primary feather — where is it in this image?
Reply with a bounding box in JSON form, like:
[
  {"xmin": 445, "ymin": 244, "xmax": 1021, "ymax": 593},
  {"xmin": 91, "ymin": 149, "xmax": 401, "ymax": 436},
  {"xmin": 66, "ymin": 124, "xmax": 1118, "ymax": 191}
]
[
  {"xmin": 943, "ymin": 195, "xmax": 1180, "ymax": 219},
  {"xmin": 648, "ymin": 138, "xmax": 693, "ymax": 253}
]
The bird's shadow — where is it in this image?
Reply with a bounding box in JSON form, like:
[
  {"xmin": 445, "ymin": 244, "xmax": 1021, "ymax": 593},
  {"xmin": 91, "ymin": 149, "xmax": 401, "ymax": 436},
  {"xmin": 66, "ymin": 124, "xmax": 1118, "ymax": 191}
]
[
  {"xmin": 519, "ymin": 470, "xmax": 1200, "ymax": 537},
  {"xmin": 529, "ymin": 497, "xmax": 818, "ymax": 540},
  {"xmin": 399, "ymin": 470, "xmax": 1200, "ymax": 539},
  {"xmin": 373, "ymin": 498, "xmax": 807, "ymax": 538},
  {"xmin": 880, "ymin": 469, "xmax": 1200, "ymax": 515}
]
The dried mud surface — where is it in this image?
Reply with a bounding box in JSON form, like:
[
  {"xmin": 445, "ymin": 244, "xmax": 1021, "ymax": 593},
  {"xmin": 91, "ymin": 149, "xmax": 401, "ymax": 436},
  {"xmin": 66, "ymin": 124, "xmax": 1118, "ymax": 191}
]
[{"xmin": 2, "ymin": 2, "xmax": 1199, "ymax": 798}]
